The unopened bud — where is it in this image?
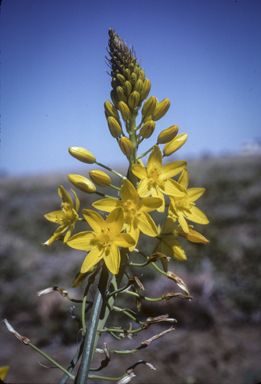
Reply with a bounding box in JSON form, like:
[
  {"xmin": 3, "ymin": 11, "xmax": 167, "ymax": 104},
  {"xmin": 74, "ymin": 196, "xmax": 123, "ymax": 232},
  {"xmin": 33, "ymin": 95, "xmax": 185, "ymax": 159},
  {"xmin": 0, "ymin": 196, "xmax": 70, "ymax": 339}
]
[
  {"xmin": 123, "ymin": 81, "xmax": 132, "ymax": 97},
  {"xmin": 107, "ymin": 116, "xmax": 122, "ymax": 138},
  {"xmin": 130, "ymin": 72, "xmax": 137, "ymax": 85},
  {"xmin": 89, "ymin": 170, "xmax": 111, "ymax": 187},
  {"xmin": 118, "ymin": 101, "xmax": 131, "ymax": 122},
  {"xmin": 157, "ymin": 125, "xmax": 179, "ymax": 144},
  {"xmin": 69, "ymin": 147, "xmax": 96, "ymax": 164},
  {"xmin": 110, "ymin": 90, "xmax": 119, "ymax": 108},
  {"xmin": 128, "ymin": 91, "xmax": 140, "ymax": 110},
  {"xmin": 68, "ymin": 174, "xmax": 96, "ymax": 194},
  {"xmin": 140, "ymin": 120, "xmax": 156, "ymax": 139},
  {"xmin": 104, "ymin": 100, "xmax": 120, "ymax": 121},
  {"xmin": 141, "ymin": 95, "xmax": 157, "ymax": 119},
  {"xmin": 118, "ymin": 137, "xmax": 134, "ymax": 157},
  {"xmin": 116, "ymin": 86, "xmax": 128, "ymax": 103},
  {"xmin": 134, "ymin": 79, "xmax": 143, "ymax": 94},
  {"xmin": 140, "ymin": 78, "xmax": 151, "ymax": 101},
  {"xmin": 138, "ymin": 69, "xmax": 145, "ymax": 81},
  {"xmin": 163, "ymin": 133, "xmax": 188, "ymax": 156},
  {"xmin": 152, "ymin": 98, "xmax": 170, "ymax": 121},
  {"xmin": 116, "ymin": 73, "xmax": 126, "ymax": 85}
]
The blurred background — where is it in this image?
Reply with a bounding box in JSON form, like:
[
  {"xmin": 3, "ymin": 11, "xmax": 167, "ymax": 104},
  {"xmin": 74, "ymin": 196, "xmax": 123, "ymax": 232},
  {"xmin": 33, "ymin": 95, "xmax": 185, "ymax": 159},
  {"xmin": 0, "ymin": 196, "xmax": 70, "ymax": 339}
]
[{"xmin": 1, "ymin": 0, "xmax": 261, "ymax": 383}]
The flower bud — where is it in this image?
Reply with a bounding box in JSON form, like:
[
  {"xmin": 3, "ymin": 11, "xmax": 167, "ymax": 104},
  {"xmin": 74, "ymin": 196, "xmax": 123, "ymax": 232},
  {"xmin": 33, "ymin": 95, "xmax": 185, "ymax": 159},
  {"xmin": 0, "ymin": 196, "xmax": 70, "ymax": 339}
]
[
  {"xmin": 107, "ymin": 116, "xmax": 122, "ymax": 138},
  {"xmin": 89, "ymin": 170, "xmax": 111, "ymax": 187},
  {"xmin": 118, "ymin": 137, "xmax": 134, "ymax": 157},
  {"xmin": 68, "ymin": 174, "xmax": 96, "ymax": 194},
  {"xmin": 140, "ymin": 78, "xmax": 151, "ymax": 101},
  {"xmin": 134, "ymin": 79, "xmax": 143, "ymax": 94},
  {"xmin": 123, "ymin": 68, "xmax": 131, "ymax": 79},
  {"xmin": 141, "ymin": 95, "xmax": 157, "ymax": 119},
  {"xmin": 110, "ymin": 89, "xmax": 119, "ymax": 108},
  {"xmin": 116, "ymin": 73, "xmax": 125, "ymax": 85},
  {"xmin": 163, "ymin": 133, "xmax": 188, "ymax": 156},
  {"xmin": 152, "ymin": 98, "xmax": 170, "ymax": 121},
  {"xmin": 128, "ymin": 91, "xmax": 140, "ymax": 110},
  {"xmin": 130, "ymin": 72, "xmax": 137, "ymax": 85},
  {"xmin": 69, "ymin": 147, "xmax": 96, "ymax": 164},
  {"xmin": 138, "ymin": 69, "xmax": 145, "ymax": 81},
  {"xmin": 157, "ymin": 125, "xmax": 179, "ymax": 144},
  {"xmin": 116, "ymin": 86, "xmax": 128, "ymax": 103},
  {"xmin": 140, "ymin": 120, "xmax": 156, "ymax": 139},
  {"xmin": 123, "ymin": 81, "xmax": 132, "ymax": 97},
  {"xmin": 104, "ymin": 100, "xmax": 120, "ymax": 121},
  {"xmin": 118, "ymin": 101, "xmax": 131, "ymax": 122}
]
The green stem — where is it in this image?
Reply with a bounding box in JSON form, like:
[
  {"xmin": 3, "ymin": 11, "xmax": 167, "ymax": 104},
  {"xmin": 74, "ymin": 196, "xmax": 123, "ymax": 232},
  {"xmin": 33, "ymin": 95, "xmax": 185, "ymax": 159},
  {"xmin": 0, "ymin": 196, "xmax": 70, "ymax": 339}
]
[
  {"xmin": 28, "ymin": 343, "xmax": 75, "ymax": 380},
  {"xmin": 96, "ymin": 161, "xmax": 126, "ymax": 179},
  {"xmin": 74, "ymin": 264, "xmax": 108, "ymax": 384},
  {"xmin": 138, "ymin": 145, "xmax": 154, "ymax": 159}
]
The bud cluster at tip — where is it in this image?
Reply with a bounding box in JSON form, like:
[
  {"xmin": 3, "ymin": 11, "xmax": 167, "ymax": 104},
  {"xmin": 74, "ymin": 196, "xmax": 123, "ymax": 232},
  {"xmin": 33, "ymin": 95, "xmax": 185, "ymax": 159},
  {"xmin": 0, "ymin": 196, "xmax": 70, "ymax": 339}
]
[{"xmin": 105, "ymin": 29, "xmax": 151, "ymax": 124}]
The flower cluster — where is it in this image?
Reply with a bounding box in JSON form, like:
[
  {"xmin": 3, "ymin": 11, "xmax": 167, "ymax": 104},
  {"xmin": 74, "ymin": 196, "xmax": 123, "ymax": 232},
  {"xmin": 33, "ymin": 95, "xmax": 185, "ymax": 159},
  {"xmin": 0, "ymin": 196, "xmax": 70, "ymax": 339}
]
[{"xmin": 43, "ymin": 29, "xmax": 209, "ymax": 278}]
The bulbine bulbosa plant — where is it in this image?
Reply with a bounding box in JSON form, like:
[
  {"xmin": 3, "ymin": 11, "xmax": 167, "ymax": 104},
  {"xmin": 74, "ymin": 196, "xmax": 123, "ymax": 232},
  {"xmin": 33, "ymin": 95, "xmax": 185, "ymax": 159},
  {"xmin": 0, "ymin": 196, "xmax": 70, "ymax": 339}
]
[{"xmin": 3, "ymin": 29, "xmax": 209, "ymax": 383}]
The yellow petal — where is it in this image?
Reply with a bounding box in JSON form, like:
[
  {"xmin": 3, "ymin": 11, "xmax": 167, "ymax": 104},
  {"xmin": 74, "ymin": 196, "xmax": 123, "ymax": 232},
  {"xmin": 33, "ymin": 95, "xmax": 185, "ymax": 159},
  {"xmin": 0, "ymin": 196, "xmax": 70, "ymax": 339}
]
[
  {"xmin": 160, "ymin": 179, "xmax": 186, "ymax": 197},
  {"xmin": 67, "ymin": 231, "xmax": 95, "ymax": 251},
  {"xmin": 137, "ymin": 178, "xmax": 151, "ymax": 197},
  {"xmin": 106, "ymin": 207, "xmax": 124, "ymax": 237},
  {"xmin": 138, "ymin": 197, "xmax": 162, "ymax": 212},
  {"xmin": 178, "ymin": 214, "xmax": 189, "ymax": 233},
  {"xmin": 137, "ymin": 212, "xmax": 158, "ymax": 237},
  {"xmin": 121, "ymin": 179, "xmax": 139, "ymax": 205},
  {"xmin": 93, "ymin": 198, "xmax": 121, "ymax": 212},
  {"xmin": 104, "ymin": 244, "xmax": 120, "ymax": 274},
  {"xmin": 58, "ymin": 185, "xmax": 73, "ymax": 206},
  {"xmin": 178, "ymin": 168, "xmax": 189, "ymax": 189},
  {"xmin": 82, "ymin": 209, "xmax": 105, "ymax": 232},
  {"xmin": 187, "ymin": 188, "xmax": 206, "ymax": 202},
  {"xmin": 113, "ymin": 233, "xmax": 136, "ymax": 248},
  {"xmin": 147, "ymin": 145, "xmax": 162, "ymax": 174},
  {"xmin": 160, "ymin": 161, "xmax": 187, "ymax": 179},
  {"xmin": 44, "ymin": 211, "xmax": 64, "ymax": 223},
  {"xmin": 71, "ymin": 189, "xmax": 80, "ymax": 212},
  {"xmin": 132, "ymin": 163, "xmax": 148, "ymax": 179},
  {"xmin": 81, "ymin": 247, "xmax": 104, "ymax": 273},
  {"xmin": 184, "ymin": 206, "xmax": 209, "ymax": 225}
]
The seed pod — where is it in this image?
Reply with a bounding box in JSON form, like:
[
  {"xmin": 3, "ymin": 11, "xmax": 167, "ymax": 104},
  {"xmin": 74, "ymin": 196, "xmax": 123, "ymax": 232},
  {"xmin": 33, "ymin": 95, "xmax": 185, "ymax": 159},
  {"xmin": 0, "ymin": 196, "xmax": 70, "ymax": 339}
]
[
  {"xmin": 140, "ymin": 78, "xmax": 151, "ymax": 101},
  {"xmin": 123, "ymin": 81, "xmax": 132, "ymax": 96},
  {"xmin": 157, "ymin": 125, "xmax": 179, "ymax": 144},
  {"xmin": 110, "ymin": 89, "xmax": 119, "ymax": 109},
  {"xmin": 116, "ymin": 73, "xmax": 126, "ymax": 85},
  {"xmin": 128, "ymin": 91, "xmax": 140, "ymax": 110},
  {"xmin": 69, "ymin": 147, "xmax": 96, "ymax": 164},
  {"xmin": 140, "ymin": 120, "xmax": 156, "ymax": 139},
  {"xmin": 118, "ymin": 101, "xmax": 131, "ymax": 122},
  {"xmin": 163, "ymin": 133, "xmax": 188, "ymax": 156},
  {"xmin": 118, "ymin": 137, "xmax": 134, "ymax": 157},
  {"xmin": 134, "ymin": 79, "xmax": 143, "ymax": 94},
  {"xmin": 138, "ymin": 69, "xmax": 145, "ymax": 81},
  {"xmin": 68, "ymin": 174, "xmax": 96, "ymax": 194},
  {"xmin": 107, "ymin": 116, "xmax": 122, "ymax": 138},
  {"xmin": 89, "ymin": 170, "xmax": 111, "ymax": 187},
  {"xmin": 152, "ymin": 98, "xmax": 171, "ymax": 121},
  {"xmin": 104, "ymin": 100, "xmax": 120, "ymax": 121},
  {"xmin": 141, "ymin": 95, "xmax": 157, "ymax": 119},
  {"xmin": 116, "ymin": 86, "xmax": 128, "ymax": 103}
]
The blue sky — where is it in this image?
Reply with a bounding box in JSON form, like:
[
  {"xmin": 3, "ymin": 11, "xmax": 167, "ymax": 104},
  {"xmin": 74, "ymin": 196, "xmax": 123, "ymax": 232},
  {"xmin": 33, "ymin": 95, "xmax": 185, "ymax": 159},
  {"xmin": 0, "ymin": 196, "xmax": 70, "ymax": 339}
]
[{"xmin": 1, "ymin": 0, "xmax": 261, "ymax": 177}]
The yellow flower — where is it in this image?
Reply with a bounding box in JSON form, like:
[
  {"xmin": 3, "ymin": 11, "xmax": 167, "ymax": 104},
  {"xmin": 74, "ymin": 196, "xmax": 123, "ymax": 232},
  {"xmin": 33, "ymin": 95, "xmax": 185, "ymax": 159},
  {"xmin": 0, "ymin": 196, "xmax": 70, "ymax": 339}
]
[
  {"xmin": 168, "ymin": 168, "xmax": 209, "ymax": 233},
  {"xmin": 43, "ymin": 185, "xmax": 80, "ymax": 245},
  {"xmin": 132, "ymin": 145, "xmax": 187, "ymax": 212},
  {"xmin": 0, "ymin": 366, "xmax": 9, "ymax": 380},
  {"xmin": 154, "ymin": 217, "xmax": 187, "ymax": 262},
  {"xmin": 93, "ymin": 179, "xmax": 162, "ymax": 250},
  {"xmin": 66, "ymin": 207, "xmax": 135, "ymax": 275}
]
